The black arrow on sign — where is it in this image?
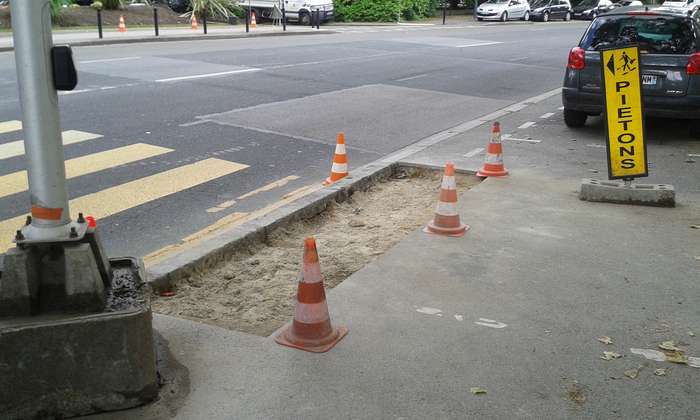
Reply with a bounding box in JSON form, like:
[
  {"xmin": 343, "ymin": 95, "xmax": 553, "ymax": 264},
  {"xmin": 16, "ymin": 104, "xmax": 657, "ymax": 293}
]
[{"xmin": 607, "ymin": 54, "xmax": 616, "ymax": 76}]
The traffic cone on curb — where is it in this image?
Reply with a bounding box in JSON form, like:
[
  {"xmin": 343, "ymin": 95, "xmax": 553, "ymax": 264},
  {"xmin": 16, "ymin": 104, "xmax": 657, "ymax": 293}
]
[
  {"xmin": 323, "ymin": 132, "xmax": 348, "ymax": 185},
  {"xmin": 191, "ymin": 14, "xmax": 199, "ymax": 30},
  {"xmin": 424, "ymin": 162, "xmax": 469, "ymax": 237},
  {"xmin": 275, "ymin": 237, "xmax": 348, "ymax": 353},
  {"xmin": 118, "ymin": 15, "xmax": 127, "ymax": 33},
  {"xmin": 476, "ymin": 122, "xmax": 509, "ymax": 177},
  {"xmin": 251, "ymin": 11, "xmax": 257, "ymax": 28}
]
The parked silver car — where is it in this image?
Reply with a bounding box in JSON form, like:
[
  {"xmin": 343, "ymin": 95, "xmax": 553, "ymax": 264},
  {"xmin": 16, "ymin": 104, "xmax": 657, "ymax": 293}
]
[{"xmin": 476, "ymin": 0, "xmax": 532, "ymax": 22}]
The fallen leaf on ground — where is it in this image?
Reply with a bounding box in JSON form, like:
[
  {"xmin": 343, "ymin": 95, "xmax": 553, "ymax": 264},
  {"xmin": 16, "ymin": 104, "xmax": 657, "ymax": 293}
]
[
  {"xmin": 654, "ymin": 368, "xmax": 668, "ymax": 376},
  {"xmin": 665, "ymin": 352, "xmax": 689, "ymax": 365},
  {"xmin": 691, "ymin": 225, "xmax": 700, "ymax": 229},
  {"xmin": 597, "ymin": 336, "xmax": 614, "ymax": 345},
  {"xmin": 470, "ymin": 387, "xmax": 487, "ymax": 395},
  {"xmin": 659, "ymin": 341, "xmax": 683, "ymax": 352},
  {"xmin": 567, "ymin": 383, "xmax": 586, "ymax": 405},
  {"xmin": 624, "ymin": 367, "xmax": 641, "ymax": 379},
  {"xmin": 601, "ymin": 351, "xmax": 623, "ymax": 361},
  {"xmin": 689, "ymin": 331, "xmax": 696, "ymax": 337}
]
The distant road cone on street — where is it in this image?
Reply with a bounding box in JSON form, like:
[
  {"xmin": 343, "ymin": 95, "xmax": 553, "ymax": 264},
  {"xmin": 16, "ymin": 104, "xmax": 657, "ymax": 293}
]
[
  {"xmin": 424, "ymin": 162, "xmax": 469, "ymax": 237},
  {"xmin": 275, "ymin": 237, "xmax": 348, "ymax": 353},
  {"xmin": 191, "ymin": 14, "xmax": 199, "ymax": 30},
  {"xmin": 118, "ymin": 15, "xmax": 127, "ymax": 32},
  {"xmin": 476, "ymin": 122, "xmax": 509, "ymax": 177},
  {"xmin": 324, "ymin": 132, "xmax": 348, "ymax": 185},
  {"xmin": 251, "ymin": 11, "xmax": 257, "ymax": 28}
]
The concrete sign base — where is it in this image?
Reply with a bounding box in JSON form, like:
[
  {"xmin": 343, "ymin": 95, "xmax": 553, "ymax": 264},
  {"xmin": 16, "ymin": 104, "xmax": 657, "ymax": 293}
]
[
  {"xmin": 579, "ymin": 178, "xmax": 675, "ymax": 207},
  {"xmin": 0, "ymin": 257, "xmax": 158, "ymax": 419}
]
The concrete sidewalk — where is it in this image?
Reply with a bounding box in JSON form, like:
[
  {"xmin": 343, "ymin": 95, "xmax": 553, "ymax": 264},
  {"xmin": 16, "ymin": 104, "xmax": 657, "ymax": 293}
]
[
  {"xmin": 0, "ymin": 24, "xmax": 328, "ymax": 51},
  {"xmin": 90, "ymin": 98, "xmax": 699, "ymax": 419}
]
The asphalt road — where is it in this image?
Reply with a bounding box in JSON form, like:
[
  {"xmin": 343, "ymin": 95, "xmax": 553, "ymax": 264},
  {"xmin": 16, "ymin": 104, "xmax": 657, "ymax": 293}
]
[{"xmin": 0, "ymin": 20, "xmax": 597, "ymax": 259}]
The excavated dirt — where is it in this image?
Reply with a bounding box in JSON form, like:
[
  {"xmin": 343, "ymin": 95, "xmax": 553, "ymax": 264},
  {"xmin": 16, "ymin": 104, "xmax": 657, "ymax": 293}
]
[{"xmin": 153, "ymin": 169, "xmax": 480, "ymax": 336}]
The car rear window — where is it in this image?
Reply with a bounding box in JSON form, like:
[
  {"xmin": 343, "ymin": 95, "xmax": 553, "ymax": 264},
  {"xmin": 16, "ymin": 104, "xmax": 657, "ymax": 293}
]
[{"xmin": 580, "ymin": 15, "xmax": 696, "ymax": 54}]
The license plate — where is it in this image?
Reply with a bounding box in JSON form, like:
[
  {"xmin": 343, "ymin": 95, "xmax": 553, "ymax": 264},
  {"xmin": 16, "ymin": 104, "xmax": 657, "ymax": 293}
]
[{"xmin": 642, "ymin": 74, "xmax": 657, "ymax": 86}]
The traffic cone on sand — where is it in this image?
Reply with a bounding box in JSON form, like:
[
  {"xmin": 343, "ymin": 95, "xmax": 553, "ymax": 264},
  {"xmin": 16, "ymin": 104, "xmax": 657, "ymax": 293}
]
[
  {"xmin": 191, "ymin": 14, "xmax": 199, "ymax": 30},
  {"xmin": 251, "ymin": 10, "xmax": 257, "ymax": 28},
  {"xmin": 476, "ymin": 122, "xmax": 509, "ymax": 177},
  {"xmin": 424, "ymin": 162, "xmax": 469, "ymax": 237},
  {"xmin": 324, "ymin": 132, "xmax": 348, "ymax": 185},
  {"xmin": 275, "ymin": 237, "xmax": 348, "ymax": 353},
  {"xmin": 118, "ymin": 15, "xmax": 127, "ymax": 33}
]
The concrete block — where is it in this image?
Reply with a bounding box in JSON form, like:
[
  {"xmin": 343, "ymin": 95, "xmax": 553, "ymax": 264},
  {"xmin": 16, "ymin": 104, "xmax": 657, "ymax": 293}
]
[
  {"xmin": 579, "ymin": 178, "xmax": 675, "ymax": 207},
  {"xmin": 0, "ymin": 247, "xmax": 40, "ymax": 317},
  {"xmin": 0, "ymin": 258, "xmax": 158, "ymax": 419}
]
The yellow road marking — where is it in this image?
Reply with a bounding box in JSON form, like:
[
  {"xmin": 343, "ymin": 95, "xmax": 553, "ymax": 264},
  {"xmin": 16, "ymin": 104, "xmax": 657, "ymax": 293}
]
[
  {"xmin": 0, "ymin": 158, "xmax": 249, "ymax": 253},
  {"xmin": 206, "ymin": 199, "xmax": 236, "ymax": 213},
  {"xmin": 237, "ymin": 175, "xmax": 301, "ymax": 200},
  {"xmin": 0, "ymin": 120, "xmax": 22, "ymax": 135},
  {"xmin": 0, "ymin": 143, "xmax": 174, "ymax": 199},
  {"xmin": 145, "ymin": 183, "xmax": 322, "ymax": 265},
  {"xmin": 0, "ymin": 130, "xmax": 103, "ymax": 160}
]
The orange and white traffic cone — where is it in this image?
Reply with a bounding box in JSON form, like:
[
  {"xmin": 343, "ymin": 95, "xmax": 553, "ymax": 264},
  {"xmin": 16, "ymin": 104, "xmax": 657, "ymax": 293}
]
[
  {"xmin": 424, "ymin": 162, "xmax": 469, "ymax": 237},
  {"xmin": 275, "ymin": 237, "xmax": 348, "ymax": 353},
  {"xmin": 118, "ymin": 15, "xmax": 127, "ymax": 33},
  {"xmin": 476, "ymin": 122, "xmax": 509, "ymax": 177},
  {"xmin": 191, "ymin": 14, "xmax": 199, "ymax": 30},
  {"xmin": 251, "ymin": 11, "xmax": 257, "ymax": 28},
  {"xmin": 323, "ymin": 132, "xmax": 348, "ymax": 185}
]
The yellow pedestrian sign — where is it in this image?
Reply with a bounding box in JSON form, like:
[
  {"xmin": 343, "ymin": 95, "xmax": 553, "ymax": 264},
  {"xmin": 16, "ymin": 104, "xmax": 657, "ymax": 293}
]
[{"xmin": 601, "ymin": 46, "xmax": 648, "ymax": 179}]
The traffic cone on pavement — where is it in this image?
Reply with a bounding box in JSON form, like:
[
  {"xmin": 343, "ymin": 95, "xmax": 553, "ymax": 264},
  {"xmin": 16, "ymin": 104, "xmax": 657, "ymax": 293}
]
[
  {"xmin": 324, "ymin": 132, "xmax": 348, "ymax": 185},
  {"xmin": 275, "ymin": 237, "xmax": 348, "ymax": 353},
  {"xmin": 191, "ymin": 14, "xmax": 199, "ymax": 30},
  {"xmin": 424, "ymin": 162, "xmax": 469, "ymax": 237},
  {"xmin": 251, "ymin": 11, "xmax": 257, "ymax": 28},
  {"xmin": 118, "ymin": 15, "xmax": 127, "ymax": 33},
  {"xmin": 476, "ymin": 122, "xmax": 509, "ymax": 177}
]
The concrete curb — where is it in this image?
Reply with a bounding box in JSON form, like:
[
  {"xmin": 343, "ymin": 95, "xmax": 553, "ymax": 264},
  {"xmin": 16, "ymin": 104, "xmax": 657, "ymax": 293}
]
[
  {"xmin": 0, "ymin": 29, "xmax": 335, "ymax": 53},
  {"xmin": 147, "ymin": 159, "xmax": 400, "ymax": 291}
]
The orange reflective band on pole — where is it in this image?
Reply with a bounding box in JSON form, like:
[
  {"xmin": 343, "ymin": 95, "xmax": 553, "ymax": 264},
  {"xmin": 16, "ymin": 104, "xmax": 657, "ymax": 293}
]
[{"xmin": 31, "ymin": 206, "xmax": 63, "ymax": 221}]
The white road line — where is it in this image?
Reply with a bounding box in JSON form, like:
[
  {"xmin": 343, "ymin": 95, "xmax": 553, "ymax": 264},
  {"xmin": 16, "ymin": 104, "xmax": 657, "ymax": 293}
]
[
  {"xmin": 540, "ymin": 112, "xmax": 555, "ymax": 119},
  {"xmin": 79, "ymin": 56, "xmax": 141, "ymax": 64},
  {"xmin": 456, "ymin": 41, "xmax": 503, "ymax": 48},
  {"xmin": 394, "ymin": 74, "xmax": 429, "ymax": 82},
  {"xmin": 509, "ymin": 56, "xmax": 529, "ymax": 62},
  {"xmin": 59, "ymin": 89, "xmax": 95, "ymax": 96},
  {"xmin": 689, "ymin": 153, "xmax": 700, "ymax": 157},
  {"xmin": 558, "ymin": 106, "xmax": 565, "ymax": 110},
  {"xmin": 464, "ymin": 147, "xmax": 485, "ymax": 157},
  {"xmin": 155, "ymin": 68, "xmax": 262, "ymax": 83},
  {"xmin": 518, "ymin": 121, "xmax": 536, "ymax": 129},
  {"xmin": 179, "ymin": 120, "xmax": 210, "ymax": 127},
  {"xmin": 474, "ymin": 318, "xmax": 508, "ymax": 329},
  {"xmin": 266, "ymin": 52, "xmax": 402, "ymax": 70},
  {"xmin": 502, "ymin": 135, "xmax": 541, "ymax": 143},
  {"xmin": 587, "ymin": 143, "xmax": 606, "ymax": 148}
]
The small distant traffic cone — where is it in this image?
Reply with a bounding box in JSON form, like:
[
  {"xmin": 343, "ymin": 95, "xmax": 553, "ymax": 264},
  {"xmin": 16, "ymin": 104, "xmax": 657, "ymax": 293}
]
[
  {"xmin": 476, "ymin": 122, "xmax": 509, "ymax": 177},
  {"xmin": 275, "ymin": 237, "xmax": 348, "ymax": 353},
  {"xmin": 424, "ymin": 162, "xmax": 469, "ymax": 237},
  {"xmin": 191, "ymin": 14, "xmax": 199, "ymax": 30},
  {"xmin": 323, "ymin": 132, "xmax": 348, "ymax": 185},
  {"xmin": 118, "ymin": 15, "xmax": 127, "ymax": 33},
  {"xmin": 251, "ymin": 11, "xmax": 257, "ymax": 28}
]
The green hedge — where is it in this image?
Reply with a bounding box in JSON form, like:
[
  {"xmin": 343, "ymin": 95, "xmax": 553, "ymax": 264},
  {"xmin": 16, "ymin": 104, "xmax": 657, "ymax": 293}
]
[{"xmin": 334, "ymin": 0, "xmax": 438, "ymax": 22}]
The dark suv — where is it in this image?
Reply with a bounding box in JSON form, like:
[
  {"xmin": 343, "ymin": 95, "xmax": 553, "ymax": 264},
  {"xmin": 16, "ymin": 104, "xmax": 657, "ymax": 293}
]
[{"xmin": 562, "ymin": 6, "xmax": 700, "ymax": 135}]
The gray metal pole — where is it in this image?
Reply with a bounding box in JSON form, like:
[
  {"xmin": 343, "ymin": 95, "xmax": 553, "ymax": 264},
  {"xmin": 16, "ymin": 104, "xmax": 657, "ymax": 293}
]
[{"xmin": 11, "ymin": 0, "xmax": 72, "ymax": 240}]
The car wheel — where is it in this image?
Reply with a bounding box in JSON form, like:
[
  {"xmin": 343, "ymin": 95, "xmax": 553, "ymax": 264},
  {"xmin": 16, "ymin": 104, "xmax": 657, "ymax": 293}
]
[
  {"xmin": 543, "ymin": 11, "xmax": 549, "ymax": 22},
  {"xmin": 564, "ymin": 109, "xmax": 587, "ymax": 128},
  {"xmin": 689, "ymin": 120, "xmax": 700, "ymax": 138},
  {"xmin": 477, "ymin": 17, "xmax": 484, "ymax": 21},
  {"xmin": 564, "ymin": 11, "xmax": 571, "ymax": 21},
  {"xmin": 500, "ymin": 11, "xmax": 508, "ymax": 22},
  {"xmin": 522, "ymin": 11, "xmax": 530, "ymax": 21},
  {"xmin": 298, "ymin": 12, "xmax": 311, "ymax": 25}
]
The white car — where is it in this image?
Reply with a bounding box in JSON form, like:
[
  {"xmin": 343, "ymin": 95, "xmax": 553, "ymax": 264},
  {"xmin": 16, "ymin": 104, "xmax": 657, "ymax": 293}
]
[
  {"xmin": 662, "ymin": 0, "xmax": 700, "ymax": 11},
  {"xmin": 476, "ymin": 0, "xmax": 532, "ymax": 22}
]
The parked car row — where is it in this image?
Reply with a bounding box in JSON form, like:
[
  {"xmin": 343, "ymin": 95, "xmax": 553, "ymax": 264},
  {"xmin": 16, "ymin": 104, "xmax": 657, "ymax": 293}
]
[{"xmin": 475, "ymin": 0, "xmax": 654, "ymax": 22}]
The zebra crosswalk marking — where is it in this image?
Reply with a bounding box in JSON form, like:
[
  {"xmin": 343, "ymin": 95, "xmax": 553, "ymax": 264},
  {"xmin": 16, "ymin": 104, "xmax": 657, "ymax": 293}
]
[
  {"xmin": 0, "ymin": 120, "xmax": 22, "ymax": 135},
  {"xmin": 0, "ymin": 158, "xmax": 249, "ymax": 252},
  {"xmin": 0, "ymin": 143, "xmax": 174, "ymax": 199},
  {"xmin": 0, "ymin": 130, "xmax": 103, "ymax": 160}
]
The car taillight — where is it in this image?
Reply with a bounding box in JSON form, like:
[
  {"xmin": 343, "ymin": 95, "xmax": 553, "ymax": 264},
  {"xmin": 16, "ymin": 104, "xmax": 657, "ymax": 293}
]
[
  {"xmin": 687, "ymin": 53, "xmax": 700, "ymax": 75},
  {"xmin": 568, "ymin": 47, "xmax": 585, "ymax": 70}
]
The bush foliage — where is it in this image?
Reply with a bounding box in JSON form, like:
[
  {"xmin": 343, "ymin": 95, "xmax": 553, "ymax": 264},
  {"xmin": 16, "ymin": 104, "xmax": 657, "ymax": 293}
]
[{"xmin": 334, "ymin": 0, "xmax": 438, "ymax": 22}]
